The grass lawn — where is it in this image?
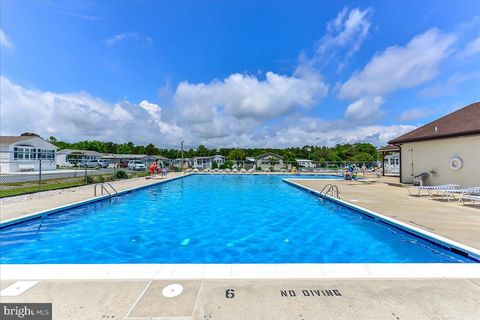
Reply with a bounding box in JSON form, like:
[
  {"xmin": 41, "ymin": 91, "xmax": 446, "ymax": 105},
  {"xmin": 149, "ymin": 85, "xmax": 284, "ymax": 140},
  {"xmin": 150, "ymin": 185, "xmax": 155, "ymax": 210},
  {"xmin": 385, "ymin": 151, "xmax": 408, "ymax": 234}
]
[
  {"xmin": 0, "ymin": 170, "xmax": 150, "ymax": 198},
  {"xmin": 0, "ymin": 178, "xmax": 85, "ymax": 198}
]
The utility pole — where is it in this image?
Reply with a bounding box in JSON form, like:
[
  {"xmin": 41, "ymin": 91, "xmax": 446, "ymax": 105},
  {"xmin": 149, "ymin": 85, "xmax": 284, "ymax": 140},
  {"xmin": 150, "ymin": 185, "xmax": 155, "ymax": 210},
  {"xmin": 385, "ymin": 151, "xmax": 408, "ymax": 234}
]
[{"xmin": 181, "ymin": 141, "xmax": 184, "ymax": 172}]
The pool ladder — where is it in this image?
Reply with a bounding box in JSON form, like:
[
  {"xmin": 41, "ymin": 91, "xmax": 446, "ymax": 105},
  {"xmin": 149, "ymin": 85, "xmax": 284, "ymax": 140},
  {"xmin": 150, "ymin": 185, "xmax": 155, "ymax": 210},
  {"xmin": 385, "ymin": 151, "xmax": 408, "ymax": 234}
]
[
  {"xmin": 319, "ymin": 184, "xmax": 340, "ymax": 199},
  {"xmin": 94, "ymin": 182, "xmax": 118, "ymax": 198}
]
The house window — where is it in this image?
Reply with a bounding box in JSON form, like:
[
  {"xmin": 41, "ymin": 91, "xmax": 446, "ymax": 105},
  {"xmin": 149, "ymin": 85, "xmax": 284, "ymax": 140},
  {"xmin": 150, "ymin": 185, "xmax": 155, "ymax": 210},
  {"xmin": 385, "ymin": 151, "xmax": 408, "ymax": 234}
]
[
  {"xmin": 38, "ymin": 149, "xmax": 55, "ymax": 160},
  {"xmin": 13, "ymin": 146, "xmax": 37, "ymax": 160}
]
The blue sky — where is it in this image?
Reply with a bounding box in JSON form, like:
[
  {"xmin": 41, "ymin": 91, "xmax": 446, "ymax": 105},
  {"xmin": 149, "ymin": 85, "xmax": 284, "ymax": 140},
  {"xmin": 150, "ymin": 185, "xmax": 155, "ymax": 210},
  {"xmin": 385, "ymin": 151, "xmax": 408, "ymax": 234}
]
[{"xmin": 1, "ymin": 0, "xmax": 479, "ymax": 148}]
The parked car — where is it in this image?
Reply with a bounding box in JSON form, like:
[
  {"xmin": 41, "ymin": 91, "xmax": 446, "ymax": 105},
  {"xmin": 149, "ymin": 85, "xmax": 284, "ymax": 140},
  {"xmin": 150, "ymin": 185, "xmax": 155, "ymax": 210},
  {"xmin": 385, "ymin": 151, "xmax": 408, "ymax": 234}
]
[
  {"xmin": 128, "ymin": 160, "xmax": 146, "ymax": 171},
  {"xmin": 98, "ymin": 159, "xmax": 110, "ymax": 168},
  {"xmin": 80, "ymin": 159, "xmax": 109, "ymax": 168},
  {"xmin": 117, "ymin": 160, "xmax": 129, "ymax": 168}
]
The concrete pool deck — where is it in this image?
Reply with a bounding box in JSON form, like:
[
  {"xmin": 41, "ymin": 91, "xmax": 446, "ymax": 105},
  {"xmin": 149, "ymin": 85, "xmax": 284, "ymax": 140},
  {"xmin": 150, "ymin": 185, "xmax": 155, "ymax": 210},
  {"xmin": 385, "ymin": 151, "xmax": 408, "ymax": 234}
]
[{"xmin": 1, "ymin": 279, "xmax": 480, "ymax": 319}]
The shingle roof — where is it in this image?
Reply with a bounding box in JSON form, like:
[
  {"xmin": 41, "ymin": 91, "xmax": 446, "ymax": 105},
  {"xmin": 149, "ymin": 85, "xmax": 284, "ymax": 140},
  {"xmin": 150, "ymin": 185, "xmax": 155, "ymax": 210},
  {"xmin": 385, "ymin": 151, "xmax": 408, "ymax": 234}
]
[
  {"xmin": 58, "ymin": 149, "xmax": 104, "ymax": 156},
  {"xmin": 256, "ymin": 152, "xmax": 284, "ymax": 160},
  {"xmin": 378, "ymin": 144, "xmax": 400, "ymax": 152},
  {"xmin": 0, "ymin": 136, "xmax": 35, "ymax": 144},
  {"xmin": 389, "ymin": 102, "xmax": 480, "ymax": 144}
]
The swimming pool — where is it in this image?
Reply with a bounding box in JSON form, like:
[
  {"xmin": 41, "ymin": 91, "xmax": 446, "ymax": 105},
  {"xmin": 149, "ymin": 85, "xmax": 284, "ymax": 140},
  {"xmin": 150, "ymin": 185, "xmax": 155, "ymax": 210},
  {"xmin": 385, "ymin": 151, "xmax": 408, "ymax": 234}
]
[{"xmin": 0, "ymin": 174, "xmax": 475, "ymax": 263}]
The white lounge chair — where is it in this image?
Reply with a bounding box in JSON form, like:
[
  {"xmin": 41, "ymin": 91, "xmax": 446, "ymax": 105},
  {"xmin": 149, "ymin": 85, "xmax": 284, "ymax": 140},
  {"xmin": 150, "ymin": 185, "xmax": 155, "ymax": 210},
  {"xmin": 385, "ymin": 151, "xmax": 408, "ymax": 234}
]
[
  {"xmin": 240, "ymin": 168, "xmax": 246, "ymax": 173},
  {"xmin": 407, "ymin": 184, "xmax": 459, "ymax": 196},
  {"xmin": 438, "ymin": 187, "xmax": 480, "ymax": 202},
  {"xmin": 460, "ymin": 194, "xmax": 480, "ymax": 204}
]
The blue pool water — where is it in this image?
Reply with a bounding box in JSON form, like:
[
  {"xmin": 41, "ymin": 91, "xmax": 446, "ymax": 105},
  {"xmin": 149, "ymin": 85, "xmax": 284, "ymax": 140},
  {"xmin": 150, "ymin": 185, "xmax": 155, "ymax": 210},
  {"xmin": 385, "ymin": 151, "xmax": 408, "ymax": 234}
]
[{"xmin": 0, "ymin": 174, "xmax": 474, "ymax": 263}]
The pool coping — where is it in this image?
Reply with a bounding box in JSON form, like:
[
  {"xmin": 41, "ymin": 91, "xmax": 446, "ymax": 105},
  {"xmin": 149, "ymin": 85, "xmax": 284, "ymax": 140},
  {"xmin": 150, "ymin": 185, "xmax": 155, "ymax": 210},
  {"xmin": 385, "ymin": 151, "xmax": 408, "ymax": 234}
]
[
  {"xmin": 1, "ymin": 174, "xmax": 479, "ymax": 280},
  {"xmin": 283, "ymin": 179, "xmax": 480, "ymax": 262},
  {"xmin": 1, "ymin": 263, "xmax": 479, "ymax": 280}
]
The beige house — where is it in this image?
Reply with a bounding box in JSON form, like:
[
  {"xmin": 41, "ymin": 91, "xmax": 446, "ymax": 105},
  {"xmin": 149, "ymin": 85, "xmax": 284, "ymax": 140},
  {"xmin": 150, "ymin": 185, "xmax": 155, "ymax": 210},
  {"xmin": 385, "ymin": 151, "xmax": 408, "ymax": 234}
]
[
  {"xmin": 255, "ymin": 153, "xmax": 284, "ymax": 171},
  {"xmin": 389, "ymin": 102, "xmax": 480, "ymax": 187}
]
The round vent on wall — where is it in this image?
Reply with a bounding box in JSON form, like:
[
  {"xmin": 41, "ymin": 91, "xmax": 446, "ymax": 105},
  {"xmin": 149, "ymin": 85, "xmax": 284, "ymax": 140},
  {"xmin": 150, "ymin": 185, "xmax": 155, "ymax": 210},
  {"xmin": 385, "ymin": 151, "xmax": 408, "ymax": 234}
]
[{"xmin": 449, "ymin": 156, "xmax": 463, "ymax": 171}]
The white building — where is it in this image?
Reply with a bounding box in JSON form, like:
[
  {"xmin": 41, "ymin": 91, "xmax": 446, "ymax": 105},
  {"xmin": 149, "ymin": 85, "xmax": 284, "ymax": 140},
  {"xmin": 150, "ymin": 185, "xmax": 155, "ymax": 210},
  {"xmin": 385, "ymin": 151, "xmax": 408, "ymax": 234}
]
[
  {"xmin": 0, "ymin": 136, "xmax": 58, "ymax": 172},
  {"xmin": 383, "ymin": 153, "xmax": 400, "ymax": 174},
  {"xmin": 255, "ymin": 153, "xmax": 284, "ymax": 171},
  {"xmin": 389, "ymin": 102, "xmax": 480, "ymax": 186},
  {"xmin": 192, "ymin": 155, "xmax": 226, "ymax": 169},
  {"xmin": 296, "ymin": 159, "xmax": 315, "ymax": 168},
  {"xmin": 57, "ymin": 149, "xmax": 103, "ymax": 167}
]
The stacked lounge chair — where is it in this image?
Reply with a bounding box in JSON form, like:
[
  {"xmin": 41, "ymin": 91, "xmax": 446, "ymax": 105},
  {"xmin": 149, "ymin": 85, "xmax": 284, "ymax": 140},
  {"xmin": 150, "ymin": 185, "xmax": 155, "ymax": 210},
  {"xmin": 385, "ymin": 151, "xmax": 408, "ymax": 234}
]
[
  {"xmin": 407, "ymin": 184, "xmax": 459, "ymax": 196},
  {"xmin": 460, "ymin": 194, "xmax": 480, "ymax": 204},
  {"xmin": 438, "ymin": 186, "xmax": 480, "ymax": 202}
]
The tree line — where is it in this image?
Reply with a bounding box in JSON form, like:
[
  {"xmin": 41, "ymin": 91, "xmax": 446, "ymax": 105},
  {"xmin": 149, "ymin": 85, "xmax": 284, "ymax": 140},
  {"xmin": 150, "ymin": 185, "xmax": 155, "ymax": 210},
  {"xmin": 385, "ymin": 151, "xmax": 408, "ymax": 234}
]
[{"xmin": 42, "ymin": 135, "xmax": 380, "ymax": 162}]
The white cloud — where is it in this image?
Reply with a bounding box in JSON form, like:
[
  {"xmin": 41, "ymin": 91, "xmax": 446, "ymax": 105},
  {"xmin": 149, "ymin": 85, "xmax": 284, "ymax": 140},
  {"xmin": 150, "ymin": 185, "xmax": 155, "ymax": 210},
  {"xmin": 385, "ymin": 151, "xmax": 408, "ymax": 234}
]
[
  {"xmin": 267, "ymin": 117, "xmax": 415, "ymax": 148},
  {"xmin": 0, "ymin": 76, "xmax": 182, "ymax": 145},
  {"xmin": 300, "ymin": 7, "xmax": 372, "ymax": 72},
  {"xmin": 321, "ymin": 7, "xmax": 372, "ymax": 57},
  {"xmin": 419, "ymin": 71, "xmax": 480, "ymax": 98},
  {"xmin": 460, "ymin": 36, "xmax": 480, "ymax": 58},
  {"xmin": 174, "ymin": 71, "xmax": 328, "ymax": 121},
  {"xmin": 398, "ymin": 107, "xmax": 432, "ymax": 122},
  {"xmin": 344, "ymin": 96, "xmax": 384, "ymax": 123},
  {"xmin": 0, "ymin": 29, "xmax": 13, "ymax": 48},
  {"xmin": 0, "ymin": 76, "xmax": 413, "ymax": 148},
  {"xmin": 339, "ymin": 28, "xmax": 456, "ymax": 99},
  {"xmin": 105, "ymin": 32, "xmax": 152, "ymax": 45}
]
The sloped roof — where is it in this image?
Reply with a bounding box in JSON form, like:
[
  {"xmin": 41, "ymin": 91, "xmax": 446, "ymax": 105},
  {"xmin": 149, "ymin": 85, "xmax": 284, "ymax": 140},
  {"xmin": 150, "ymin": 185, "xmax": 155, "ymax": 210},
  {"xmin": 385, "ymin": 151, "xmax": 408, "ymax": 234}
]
[
  {"xmin": 378, "ymin": 144, "xmax": 400, "ymax": 152},
  {"xmin": 0, "ymin": 136, "xmax": 35, "ymax": 144},
  {"xmin": 58, "ymin": 149, "xmax": 103, "ymax": 156},
  {"xmin": 256, "ymin": 152, "xmax": 284, "ymax": 160},
  {"xmin": 389, "ymin": 102, "xmax": 480, "ymax": 144}
]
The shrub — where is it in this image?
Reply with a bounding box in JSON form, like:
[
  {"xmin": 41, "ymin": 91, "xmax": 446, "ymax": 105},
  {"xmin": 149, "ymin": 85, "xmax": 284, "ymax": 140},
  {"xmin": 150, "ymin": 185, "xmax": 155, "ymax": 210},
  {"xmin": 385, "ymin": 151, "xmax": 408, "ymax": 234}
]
[
  {"xmin": 96, "ymin": 175, "xmax": 105, "ymax": 183},
  {"xmin": 85, "ymin": 175, "xmax": 95, "ymax": 184},
  {"xmin": 113, "ymin": 170, "xmax": 128, "ymax": 180}
]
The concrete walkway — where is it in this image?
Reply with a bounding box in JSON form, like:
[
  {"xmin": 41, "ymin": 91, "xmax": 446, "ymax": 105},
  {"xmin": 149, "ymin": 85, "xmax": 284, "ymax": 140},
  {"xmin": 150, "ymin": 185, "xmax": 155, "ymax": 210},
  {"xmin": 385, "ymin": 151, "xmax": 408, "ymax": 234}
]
[
  {"xmin": 291, "ymin": 179, "xmax": 480, "ymax": 250},
  {"xmin": 2, "ymin": 279, "xmax": 479, "ymax": 319},
  {"xmin": 0, "ymin": 172, "xmax": 187, "ymax": 223}
]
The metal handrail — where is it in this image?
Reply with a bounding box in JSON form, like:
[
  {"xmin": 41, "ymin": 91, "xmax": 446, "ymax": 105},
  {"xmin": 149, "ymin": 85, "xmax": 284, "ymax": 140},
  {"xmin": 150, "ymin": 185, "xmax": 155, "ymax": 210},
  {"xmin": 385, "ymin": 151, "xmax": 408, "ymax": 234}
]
[
  {"xmin": 105, "ymin": 182, "xmax": 118, "ymax": 195},
  {"xmin": 94, "ymin": 183, "xmax": 118, "ymax": 198},
  {"xmin": 319, "ymin": 184, "xmax": 340, "ymax": 199}
]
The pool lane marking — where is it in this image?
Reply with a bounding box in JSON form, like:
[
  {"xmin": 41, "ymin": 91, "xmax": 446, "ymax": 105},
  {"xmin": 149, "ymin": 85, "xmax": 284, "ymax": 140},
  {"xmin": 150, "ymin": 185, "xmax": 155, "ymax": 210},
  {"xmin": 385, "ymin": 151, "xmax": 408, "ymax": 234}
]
[{"xmin": 125, "ymin": 280, "xmax": 152, "ymax": 318}]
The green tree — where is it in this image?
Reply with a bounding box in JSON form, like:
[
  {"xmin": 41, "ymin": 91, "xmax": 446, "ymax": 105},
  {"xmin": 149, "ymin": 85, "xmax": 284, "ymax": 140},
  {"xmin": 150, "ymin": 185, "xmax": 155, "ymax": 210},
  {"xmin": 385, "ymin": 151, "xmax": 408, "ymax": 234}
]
[
  {"xmin": 228, "ymin": 148, "xmax": 246, "ymax": 162},
  {"xmin": 352, "ymin": 152, "xmax": 374, "ymax": 162},
  {"xmin": 145, "ymin": 143, "xmax": 157, "ymax": 155},
  {"xmin": 197, "ymin": 145, "xmax": 209, "ymax": 156},
  {"xmin": 20, "ymin": 132, "xmax": 41, "ymax": 137}
]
